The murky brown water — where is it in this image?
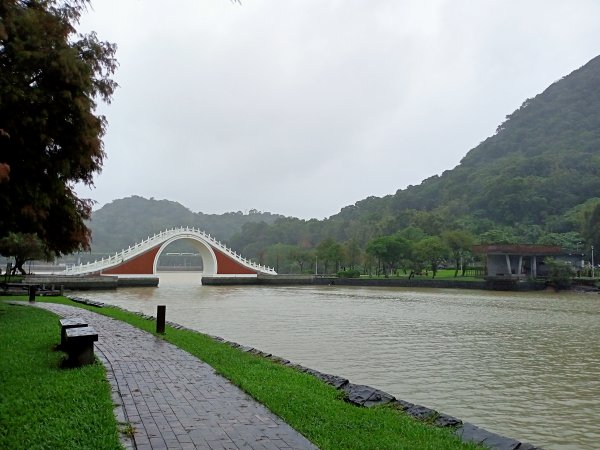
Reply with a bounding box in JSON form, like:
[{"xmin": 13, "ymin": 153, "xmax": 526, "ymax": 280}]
[{"xmin": 75, "ymin": 273, "xmax": 600, "ymax": 449}]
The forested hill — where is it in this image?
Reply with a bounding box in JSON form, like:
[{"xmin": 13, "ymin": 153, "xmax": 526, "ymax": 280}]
[
  {"xmin": 88, "ymin": 196, "xmax": 282, "ymax": 252},
  {"xmin": 337, "ymin": 54, "xmax": 600, "ymax": 227},
  {"xmin": 228, "ymin": 54, "xmax": 600, "ymax": 255},
  {"xmin": 89, "ymin": 55, "xmax": 600, "ymax": 258}
]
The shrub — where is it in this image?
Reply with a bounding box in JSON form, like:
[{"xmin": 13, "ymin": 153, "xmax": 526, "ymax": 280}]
[
  {"xmin": 545, "ymin": 258, "xmax": 575, "ymax": 290},
  {"xmin": 337, "ymin": 269, "xmax": 361, "ymax": 278}
]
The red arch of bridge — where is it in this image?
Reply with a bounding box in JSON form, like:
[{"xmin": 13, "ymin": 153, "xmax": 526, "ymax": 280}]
[{"xmin": 101, "ymin": 243, "xmax": 257, "ymax": 276}]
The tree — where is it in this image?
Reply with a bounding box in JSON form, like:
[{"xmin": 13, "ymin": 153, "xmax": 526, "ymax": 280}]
[
  {"xmin": 0, "ymin": 232, "xmax": 51, "ymax": 274},
  {"xmin": 316, "ymin": 238, "xmax": 342, "ymax": 275},
  {"xmin": 442, "ymin": 230, "xmax": 475, "ymax": 277},
  {"xmin": 0, "ymin": 0, "xmax": 117, "ymax": 255},
  {"xmin": 289, "ymin": 246, "xmax": 312, "ymax": 274},
  {"xmin": 263, "ymin": 243, "xmax": 297, "ymax": 273},
  {"xmin": 545, "ymin": 258, "xmax": 575, "ymax": 290},
  {"xmin": 397, "ymin": 226, "xmax": 427, "ymax": 242},
  {"xmin": 413, "ymin": 236, "xmax": 448, "ymax": 278},
  {"xmin": 536, "ymin": 231, "xmax": 583, "ymax": 250},
  {"xmin": 478, "ymin": 228, "xmax": 520, "ymax": 245},
  {"xmin": 581, "ymin": 202, "xmax": 600, "ymax": 251},
  {"xmin": 362, "ymin": 251, "xmax": 376, "ymax": 276},
  {"xmin": 343, "ymin": 238, "xmax": 362, "ymax": 271},
  {"xmin": 409, "ymin": 210, "xmax": 447, "ymax": 236},
  {"xmin": 366, "ymin": 235, "xmax": 410, "ymax": 276}
]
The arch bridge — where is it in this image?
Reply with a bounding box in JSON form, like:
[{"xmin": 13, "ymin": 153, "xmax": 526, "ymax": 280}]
[{"xmin": 65, "ymin": 227, "xmax": 276, "ymax": 278}]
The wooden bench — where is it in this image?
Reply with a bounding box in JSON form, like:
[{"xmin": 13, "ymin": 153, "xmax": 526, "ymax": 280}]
[{"xmin": 64, "ymin": 326, "xmax": 98, "ymax": 367}]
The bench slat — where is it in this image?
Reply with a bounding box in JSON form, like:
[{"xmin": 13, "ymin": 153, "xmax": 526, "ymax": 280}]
[
  {"xmin": 60, "ymin": 317, "xmax": 87, "ymax": 328},
  {"xmin": 65, "ymin": 326, "xmax": 98, "ymax": 341}
]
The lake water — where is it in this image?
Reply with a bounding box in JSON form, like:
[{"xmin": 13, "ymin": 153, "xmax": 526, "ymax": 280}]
[{"xmin": 74, "ymin": 272, "xmax": 600, "ymax": 450}]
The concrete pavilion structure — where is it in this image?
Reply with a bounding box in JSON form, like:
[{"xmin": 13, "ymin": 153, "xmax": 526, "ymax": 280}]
[{"xmin": 472, "ymin": 244, "xmax": 584, "ymax": 279}]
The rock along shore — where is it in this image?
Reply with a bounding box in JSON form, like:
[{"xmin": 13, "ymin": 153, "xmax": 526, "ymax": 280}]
[{"xmin": 202, "ymin": 275, "xmax": 547, "ymax": 291}]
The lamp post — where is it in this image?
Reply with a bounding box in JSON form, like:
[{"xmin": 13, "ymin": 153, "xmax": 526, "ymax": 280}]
[{"xmin": 592, "ymin": 245, "xmax": 595, "ymax": 279}]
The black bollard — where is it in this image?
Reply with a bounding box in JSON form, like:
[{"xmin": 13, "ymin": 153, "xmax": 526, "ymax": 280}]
[
  {"xmin": 156, "ymin": 305, "xmax": 166, "ymax": 334},
  {"xmin": 28, "ymin": 285, "xmax": 37, "ymax": 302}
]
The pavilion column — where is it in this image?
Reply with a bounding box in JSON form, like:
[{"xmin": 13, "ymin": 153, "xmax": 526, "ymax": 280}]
[
  {"xmin": 505, "ymin": 254, "xmax": 512, "ymax": 276},
  {"xmin": 532, "ymin": 256, "xmax": 537, "ymax": 278}
]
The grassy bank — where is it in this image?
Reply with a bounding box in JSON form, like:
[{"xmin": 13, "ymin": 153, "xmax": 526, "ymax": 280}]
[
  {"xmin": 7, "ymin": 296, "xmax": 480, "ymax": 449},
  {"xmin": 359, "ymin": 269, "xmax": 483, "ymax": 281},
  {"xmin": 0, "ymin": 302, "xmax": 122, "ymax": 449}
]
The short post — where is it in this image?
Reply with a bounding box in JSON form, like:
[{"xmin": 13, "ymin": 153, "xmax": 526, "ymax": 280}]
[
  {"xmin": 5, "ymin": 263, "xmax": 12, "ymax": 283},
  {"xmin": 592, "ymin": 245, "xmax": 595, "ymax": 279},
  {"xmin": 28, "ymin": 285, "xmax": 37, "ymax": 302},
  {"xmin": 156, "ymin": 305, "xmax": 166, "ymax": 334}
]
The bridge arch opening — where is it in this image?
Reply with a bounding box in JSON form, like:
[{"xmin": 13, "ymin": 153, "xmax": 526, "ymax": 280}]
[
  {"xmin": 157, "ymin": 240, "xmax": 204, "ymax": 271},
  {"xmin": 153, "ymin": 236, "xmax": 217, "ymax": 276}
]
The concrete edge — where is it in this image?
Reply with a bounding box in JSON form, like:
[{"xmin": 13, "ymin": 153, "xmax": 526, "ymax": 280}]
[{"xmin": 95, "ymin": 348, "xmax": 137, "ymax": 450}]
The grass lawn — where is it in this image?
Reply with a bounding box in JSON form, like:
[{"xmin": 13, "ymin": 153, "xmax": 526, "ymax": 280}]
[
  {"xmin": 0, "ymin": 274, "xmax": 23, "ymax": 283},
  {"xmin": 8, "ymin": 295, "xmax": 481, "ymax": 450},
  {"xmin": 361, "ymin": 268, "xmax": 483, "ymax": 281},
  {"xmin": 0, "ymin": 301, "xmax": 122, "ymax": 450}
]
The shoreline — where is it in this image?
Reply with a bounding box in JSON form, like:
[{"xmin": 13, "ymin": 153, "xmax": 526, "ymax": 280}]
[
  {"xmin": 202, "ymin": 274, "xmax": 549, "ymax": 291},
  {"xmin": 3, "ymin": 273, "xmax": 596, "ymax": 294}
]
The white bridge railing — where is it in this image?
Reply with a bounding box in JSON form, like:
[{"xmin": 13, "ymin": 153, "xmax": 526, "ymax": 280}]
[{"xmin": 64, "ymin": 226, "xmax": 277, "ymax": 276}]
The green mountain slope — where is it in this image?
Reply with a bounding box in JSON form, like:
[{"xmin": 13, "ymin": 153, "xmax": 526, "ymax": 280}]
[
  {"xmin": 443, "ymin": 54, "xmax": 600, "ymax": 224},
  {"xmin": 89, "ymin": 196, "xmax": 282, "ymax": 252},
  {"xmin": 337, "ymin": 54, "xmax": 600, "ymax": 228},
  {"xmin": 89, "ymin": 55, "xmax": 600, "ymax": 257},
  {"xmin": 228, "ymin": 55, "xmax": 600, "ymax": 255}
]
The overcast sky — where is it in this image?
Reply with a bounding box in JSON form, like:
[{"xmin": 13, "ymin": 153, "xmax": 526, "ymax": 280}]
[{"xmin": 75, "ymin": 0, "xmax": 600, "ymax": 219}]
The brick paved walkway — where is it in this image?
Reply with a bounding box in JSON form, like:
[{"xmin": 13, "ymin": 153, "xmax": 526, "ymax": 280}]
[{"xmin": 35, "ymin": 303, "xmax": 318, "ymax": 450}]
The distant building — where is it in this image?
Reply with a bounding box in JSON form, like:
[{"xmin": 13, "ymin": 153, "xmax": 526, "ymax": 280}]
[{"xmin": 472, "ymin": 244, "xmax": 584, "ymax": 279}]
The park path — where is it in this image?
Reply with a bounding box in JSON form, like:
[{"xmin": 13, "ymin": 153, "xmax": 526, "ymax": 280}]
[{"xmin": 35, "ymin": 302, "xmax": 318, "ymax": 450}]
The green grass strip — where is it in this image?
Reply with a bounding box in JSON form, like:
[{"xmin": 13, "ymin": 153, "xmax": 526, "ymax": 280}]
[
  {"xmin": 0, "ymin": 302, "xmax": 122, "ymax": 450},
  {"xmin": 15, "ymin": 296, "xmax": 480, "ymax": 449},
  {"xmin": 361, "ymin": 269, "xmax": 482, "ymax": 281}
]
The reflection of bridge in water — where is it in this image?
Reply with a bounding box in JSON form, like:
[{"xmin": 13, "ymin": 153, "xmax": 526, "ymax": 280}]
[{"xmin": 65, "ymin": 227, "xmax": 277, "ymax": 278}]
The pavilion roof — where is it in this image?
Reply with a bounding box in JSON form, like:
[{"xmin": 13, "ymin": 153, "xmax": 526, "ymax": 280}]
[{"xmin": 472, "ymin": 244, "xmax": 564, "ymax": 255}]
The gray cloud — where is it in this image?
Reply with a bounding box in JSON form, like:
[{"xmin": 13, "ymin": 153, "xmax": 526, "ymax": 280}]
[{"xmin": 75, "ymin": 0, "xmax": 600, "ymax": 218}]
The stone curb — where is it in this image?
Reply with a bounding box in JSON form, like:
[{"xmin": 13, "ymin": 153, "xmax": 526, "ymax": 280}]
[
  {"xmin": 68, "ymin": 297, "xmax": 544, "ymax": 450},
  {"xmin": 95, "ymin": 347, "xmax": 136, "ymax": 450},
  {"xmin": 69, "ymin": 296, "xmax": 105, "ymax": 308}
]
